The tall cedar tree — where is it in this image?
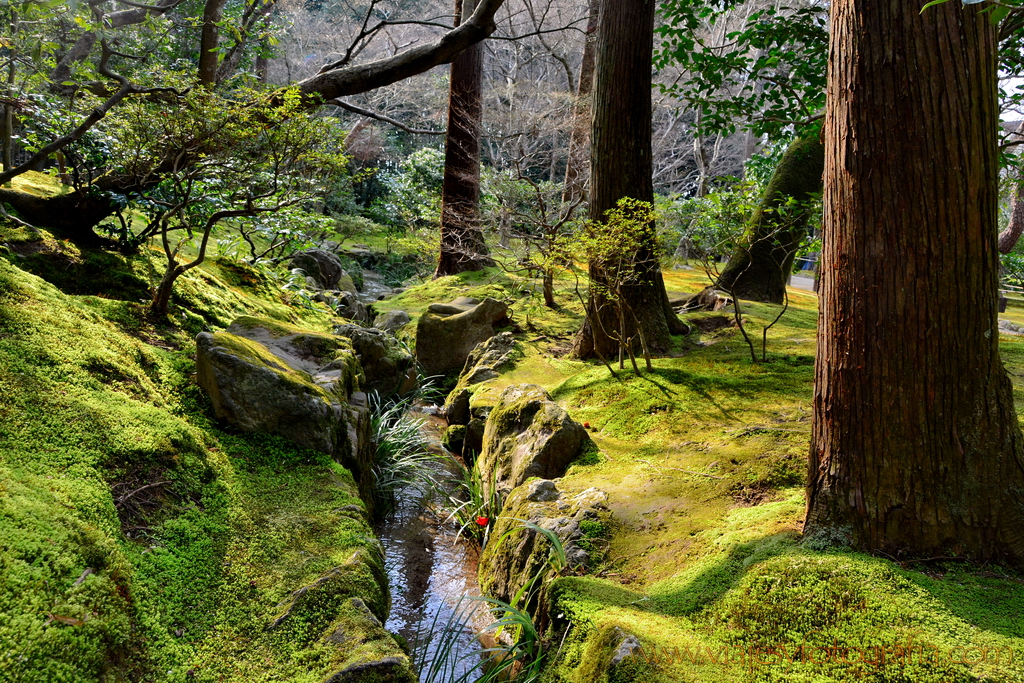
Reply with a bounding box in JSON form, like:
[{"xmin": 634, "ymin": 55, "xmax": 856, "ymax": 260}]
[
  {"xmin": 804, "ymin": 0, "xmax": 1024, "ymax": 564},
  {"xmin": 435, "ymin": 0, "xmax": 495, "ymax": 276},
  {"xmin": 572, "ymin": 0, "xmax": 684, "ymax": 360}
]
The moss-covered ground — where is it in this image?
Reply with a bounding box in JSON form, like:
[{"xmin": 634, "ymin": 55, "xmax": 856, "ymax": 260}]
[
  {"xmin": 385, "ymin": 264, "xmax": 1024, "ymax": 682},
  {"xmin": 0, "ymin": 209, "xmax": 407, "ymax": 681}
]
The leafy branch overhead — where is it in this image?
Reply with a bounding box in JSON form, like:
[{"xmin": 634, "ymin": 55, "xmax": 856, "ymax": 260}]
[{"xmin": 654, "ymin": 0, "xmax": 828, "ymax": 139}]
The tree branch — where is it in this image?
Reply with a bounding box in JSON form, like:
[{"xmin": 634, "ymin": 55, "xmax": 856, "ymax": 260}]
[
  {"xmin": 325, "ymin": 99, "xmax": 443, "ymax": 135},
  {"xmin": 295, "ymin": 0, "xmax": 504, "ymax": 104}
]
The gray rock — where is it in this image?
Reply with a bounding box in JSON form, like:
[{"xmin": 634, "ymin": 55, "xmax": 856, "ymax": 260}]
[
  {"xmin": 335, "ymin": 323, "xmax": 417, "ymax": 398},
  {"xmin": 444, "ymin": 332, "xmax": 520, "ymax": 425},
  {"xmin": 196, "ymin": 318, "xmax": 360, "ymax": 456},
  {"xmin": 290, "ymin": 249, "xmax": 345, "ymax": 290},
  {"xmin": 999, "ymin": 319, "xmax": 1024, "ymax": 336},
  {"xmin": 478, "ymin": 479, "xmax": 609, "ymax": 607},
  {"xmin": 609, "ymin": 628, "xmax": 643, "ymax": 668},
  {"xmin": 415, "ymin": 297, "xmax": 510, "ymax": 377},
  {"xmin": 195, "ymin": 316, "xmax": 378, "ymax": 510},
  {"xmin": 373, "ymin": 309, "xmax": 411, "ymax": 334},
  {"xmin": 336, "ymin": 291, "xmax": 371, "ymax": 323},
  {"xmin": 476, "ymin": 384, "xmax": 592, "ymax": 497}
]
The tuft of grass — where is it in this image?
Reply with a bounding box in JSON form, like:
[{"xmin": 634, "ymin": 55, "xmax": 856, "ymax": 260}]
[{"xmin": 367, "ymin": 392, "xmax": 438, "ymax": 518}]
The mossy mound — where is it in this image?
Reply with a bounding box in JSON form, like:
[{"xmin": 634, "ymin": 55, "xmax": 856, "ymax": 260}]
[{"xmin": 0, "ymin": 253, "xmax": 408, "ymax": 682}]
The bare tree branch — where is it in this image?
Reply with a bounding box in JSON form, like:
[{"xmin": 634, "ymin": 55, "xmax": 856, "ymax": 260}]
[
  {"xmin": 325, "ymin": 98, "xmax": 443, "ymax": 135},
  {"xmin": 295, "ymin": 0, "xmax": 504, "ymax": 104}
]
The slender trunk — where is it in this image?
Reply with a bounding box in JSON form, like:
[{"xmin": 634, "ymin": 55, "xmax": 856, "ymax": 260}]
[
  {"xmin": 1, "ymin": 102, "xmax": 12, "ymax": 178},
  {"xmin": 435, "ymin": 0, "xmax": 494, "ymax": 276},
  {"xmin": 714, "ymin": 135, "xmax": 824, "ymax": 303},
  {"xmin": 805, "ymin": 0, "xmax": 1024, "ymax": 564},
  {"xmin": 199, "ymin": 0, "xmax": 227, "ymax": 88},
  {"xmin": 2, "ymin": 11, "xmax": 15, "ymax": 178},
  {"xmin": 560, "ymin": 0, "xmax": 600, "ymax": 215},
  {"xmin": 572, "ymin": 0, "xmax": 684, "ymax": 360},
  {"xmin": 543, "ymin": 270, "xmax": 555, "ymax": 308},
  {"xmin": 152, "ymin": 264, "xmax": 184, "ymax": 318}
]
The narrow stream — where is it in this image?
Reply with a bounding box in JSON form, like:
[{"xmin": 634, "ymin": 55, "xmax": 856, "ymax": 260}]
[
  {"xmin": 375, "ymin": 405, "xmax": 491, "ymax": 682},
  {"xmin": 358, "ymin": 268, "xmax": 396, "ymax": 304}
]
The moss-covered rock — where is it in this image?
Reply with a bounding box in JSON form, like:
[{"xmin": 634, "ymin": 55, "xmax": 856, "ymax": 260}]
[
  {"xmin": 444, "ymin": 331, "xmax": 520, "ymax": 425},
  {"xmin": 268, "ymin": 548, "xmax": 388, "ymax": 635},
  {"xmin": 442, "ymin": 424, "xmax": 467, "ymax": 455},
  {"xmin": 334, "ymin": 323, "xmax": 417, "ymax": 398},
  {"xmin": 290, "ymin": 249, "xmax": 347, "ymax": 290},
  {"xmin": 414, "ymin": 296, "xmax": 510, "ymax": 377},
  {"xmin": 478, "ymin": 479, "xmax": 609, "ymax": 607},
  {"xmin": 475, "ymin": 384, "xmax": 591, "ymax": 497},
  {"xmin": 195, "ymin": 317, "xmax": 384, "ymax": 514},
  {"xmin": 196, "ymin": 327, "xmax": 351, "ymax": 455},
  {"xmin": 373, "ymin": 309, "xmax": 410, "ymax": 334}
]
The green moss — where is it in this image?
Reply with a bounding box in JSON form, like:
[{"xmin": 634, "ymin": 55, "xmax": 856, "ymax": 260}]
[
  {"xmin": 441, "ymin": 424, "xmax": 467, "ymax": 453},
  {"xmin": 0, "ymin": 251, "xmax": 397, "ymax": 683}
]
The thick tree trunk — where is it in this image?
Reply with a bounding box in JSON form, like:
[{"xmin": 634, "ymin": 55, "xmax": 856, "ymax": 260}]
[
  {"xmin": 714, "ymin": 135, "xmax": 824, "ymax": 303},
  {"xmin": 559, "ymin": 0, "xmax": 600, "ymax": 215},
  {"xmin": 805, "ymin": 0, "xmax": 1024, "ymax": 564},
  {"xmin": 198, "ymin": 0, "xmax": 227, "ymax": 88},
  {"xmin": 0, "ymin": 189, "xmax": 116, "ymax": 244},
  {"xmin": 434, "ymin": 0, "xmax": 494, "ymax": 276},
  {"xmin": 571, "ymin": 0, "xmax": 684, "ymax": 361}
]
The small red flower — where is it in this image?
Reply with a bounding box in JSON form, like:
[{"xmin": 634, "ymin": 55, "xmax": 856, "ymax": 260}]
[
  {"xmin": 475, "ymin": 516, "xmax": 489, "ymax": 527},
  {"xmin": 583, "ymin": 422, "xmax": 591, "ymax": 429}
]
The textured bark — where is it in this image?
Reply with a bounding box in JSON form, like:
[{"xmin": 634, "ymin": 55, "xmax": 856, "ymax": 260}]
[
  {"xmin": 559, "ymin": 0, "xmax": 600, "ymax": 214},
  {"xmin": 714, "ymin": 135, "xmax": 824, "ymax": 303},
  {"xmin": 572, "ymin": 0, "xmax": 683, "ymax": 361},
  {"xmin": 805, "ymin": 0, "xmax": 1024, "ymax": 564},
  {"xmin": 434, "ymin": 0, "xmax": 494, "ymax": 276},
  {"xmin": 198, "ymin": 0, "xmax": 227, "ymax": 87}
]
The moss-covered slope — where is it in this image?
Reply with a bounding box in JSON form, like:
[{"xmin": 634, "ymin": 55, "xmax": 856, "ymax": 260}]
[{"xmin": 0, "ymin": 247, "xmax": 410, "ymax": 682}]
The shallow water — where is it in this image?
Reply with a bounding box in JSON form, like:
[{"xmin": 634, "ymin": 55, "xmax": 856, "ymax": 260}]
[
  {"xmin": 375, "ymin": 407, "xmax": 490, "ymax": 681},
  {"xmin": 359, "ymin": 268, "xmax": 393, "ymax": 304}
]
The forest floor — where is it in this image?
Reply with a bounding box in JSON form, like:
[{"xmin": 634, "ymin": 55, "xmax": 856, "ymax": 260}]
[
  {"xmin": 0, "ymin": 172, "xmax": 1022, "ymax": 682},
  {"xmin": 376, "ymin": 264, "xmax": 1024, "ymax": 682}
]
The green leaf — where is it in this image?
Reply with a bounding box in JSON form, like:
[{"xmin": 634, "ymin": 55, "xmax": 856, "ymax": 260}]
[
  {"xmin": 919, "ymin": 0, "xmax": 951, "ymax": 12},
  {"xmin": 990, "ymin": 5, "xmax": 1011, "ymax": 23}
]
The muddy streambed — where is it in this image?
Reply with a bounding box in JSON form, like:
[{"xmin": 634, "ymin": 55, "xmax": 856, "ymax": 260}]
[{"xmin": 375, "ymin": 405, "xmax": 492, "ymax": 681}]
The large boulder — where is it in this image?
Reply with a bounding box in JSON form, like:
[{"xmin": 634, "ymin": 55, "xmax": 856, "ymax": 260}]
[
  {"xmin": 335, "ymin": 323, "xmax": 417, "ymax": 398},
  {"xmin": 373, "ymin": 309, "xmax": 411, "ymax": 335},
  {"xmin": 195, "ymin": 316, "xmax": 376, "ymax": 508},
  {"xmin": 444, "ymin": 332, "xmax": 520, "ymax": 426},
  {"xmin": 415, "ymin": 297, "xmax": 510, "ymax": 377},
  {"xmin": 478, "ymin": 479, "xmax": 609, "ymax": 607},
  {"xmin": 290, "ymin": 249, "xmax": 346, "ymax": 290},
  {"xmin": 475, "ymin": 384, "xmax": 591, "ymax": 497}
]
